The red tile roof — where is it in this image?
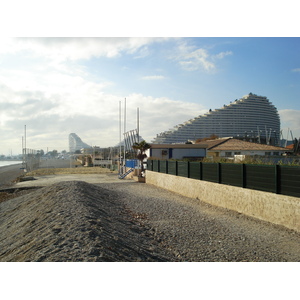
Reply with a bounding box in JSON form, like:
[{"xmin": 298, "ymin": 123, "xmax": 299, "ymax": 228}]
[
  {"xmin": 286, "ymin": 144, "xmax": 294, "ymax": 150},
  {"xmin": 150, "ymin": 143, "xmax": 207, "ymax": 149},
  {"xmin": 196, "ymin": 138, "xmax": 288, "ymax": 151}
]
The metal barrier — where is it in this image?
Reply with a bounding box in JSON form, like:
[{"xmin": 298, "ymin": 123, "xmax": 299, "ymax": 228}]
[
  {"xmin": 147, "ymin": 160, "xmax": 300, "ymax": 198},
  {"xmin": 23, "ymin": 148, "xmax": 41, "ymax": 172}
]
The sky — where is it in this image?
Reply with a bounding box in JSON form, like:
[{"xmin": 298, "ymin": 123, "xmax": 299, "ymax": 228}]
[
  {"xmin": 0, "ymin": 0, "xmax": 300, "ymax": 156},
  {"xmin": 0, "ymin": 36, "xmax": 299, "ymax": 155}
]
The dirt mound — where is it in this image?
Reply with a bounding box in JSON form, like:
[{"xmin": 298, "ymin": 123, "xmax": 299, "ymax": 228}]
[{"xmin": 0, "ymin": 181, "xmax": 176, "ymax": 262}]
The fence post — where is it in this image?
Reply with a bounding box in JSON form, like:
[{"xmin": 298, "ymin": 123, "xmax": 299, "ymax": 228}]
[
  {"xmin": 175, "ymin": 161, "xmax": 178, "ymax": 176},
  {"xmin": 200, "ymin": 162, "xmax": 203, "ymax": 180},
  {"xmin": 218, "ymin": 163, "xmax": 221, "ymax": 183},
  {"xmin": 187, "ymin": 161, "xmax": 190, "ymax": 178},
  {"xmin": 242, "ymin": 164, "xmax": 246, "ymax": 188},
  {"xmin": 276, "ymin": 164, "xmax": 281, "ymax": 194}
]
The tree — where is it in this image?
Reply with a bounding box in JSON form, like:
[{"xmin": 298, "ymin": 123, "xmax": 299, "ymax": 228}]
[
  {"xmin": 37, "ymin": 149, "xmax": 44, "ymax": 157},
  {"xmin": 132, "ymin": 140, "xmax": 151, "ymax": 175},
  {"xmin": 48, "ymin": 150, "xmax": 58, "ymax": 157}
]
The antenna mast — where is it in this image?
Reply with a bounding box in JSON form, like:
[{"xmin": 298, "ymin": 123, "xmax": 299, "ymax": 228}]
[
  {"xmin": 119, "ymin": 101, "xmax": 122, "ymax": 172},
  {"xmin": 124, "ymin": 98, "xmax": 126, "ymax": 162},
  {"xmin": 285, "ymin": 128, "xmax": 289, "ymax": 148},
  {"xmin": 137, "ymin": 107, "xmax": 140, "ymax": 143}
]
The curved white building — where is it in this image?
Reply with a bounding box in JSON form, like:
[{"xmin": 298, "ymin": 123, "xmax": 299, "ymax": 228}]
[
  {"xmin": 152, "ymin": 93, "xmax": 280, "ymax": 146},
  {"xmin": 69, "ymin": 133, "xmax": 91, "ymax": 153}
]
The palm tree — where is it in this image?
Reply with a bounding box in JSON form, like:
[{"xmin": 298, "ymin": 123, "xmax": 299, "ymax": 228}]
[{"xmin": 132, "ymin": 140, "xmax": 151, "ymax": 176}]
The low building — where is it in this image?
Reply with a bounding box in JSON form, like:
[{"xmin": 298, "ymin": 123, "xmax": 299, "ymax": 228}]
[
  {"xmin": 196, "ymin": 138, "xmax": 288, "ymax": 158},
  {"xmin": 147, "ymin": 143, "xmax": 207, "ymax": 160}
]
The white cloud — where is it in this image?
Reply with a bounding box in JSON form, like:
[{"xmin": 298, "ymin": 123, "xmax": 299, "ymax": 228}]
[
  {"xmin": 213, "ymin": 51, "xmax": 233, "ymax": 59},
  {"xmin": 291, "ymin": 68, "xmax": 300, "ymax": 72},
  {"xmin": 123, "ymin": 93, "xmax": 206, "ymax": 141},
  {"xmin": 279, "ymin": 109, "xmax": 300, "ymax": 139},
  {"xmin": 0, "ymin": 37, "xmax": 171, "ymax": 62},
  {"xmin": 0, "ymin": 68, "xmax": 206, "ymax": 153},
  {"xmin": 141, "ymin": 75, "xmax": 166, "ymax": 80},
  {"xmin": 179, "ymin": 48, "xmax": 215, "ymax": 71},
  {"xmin": 171, "ymin": 41, "xmax": 232, "ymax": 72}
]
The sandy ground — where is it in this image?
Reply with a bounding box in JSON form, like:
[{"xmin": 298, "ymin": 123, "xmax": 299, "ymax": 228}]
[{"xmin": 14, "ymin": 167, "xmax": 119, "ymax": 186}]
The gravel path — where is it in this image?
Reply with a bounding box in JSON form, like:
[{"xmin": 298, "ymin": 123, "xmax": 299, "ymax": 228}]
[
  {"xmin": 0, "ymin": 174, "xmax": 299, "ymax": 262},
  {"xmin": 99, "ymin": 179, "xmax": 300, "ymax": 262}
]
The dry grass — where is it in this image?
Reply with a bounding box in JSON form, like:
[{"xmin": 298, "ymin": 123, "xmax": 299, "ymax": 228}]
[{"xmin": 26, "ymin": 166, "xmax": 117, "ymax": 176}]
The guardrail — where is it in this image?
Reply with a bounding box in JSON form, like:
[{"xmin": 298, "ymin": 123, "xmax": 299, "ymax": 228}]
[{"xmin": 147, "ymin": 160, "xmax": 300, "ymax": 198}]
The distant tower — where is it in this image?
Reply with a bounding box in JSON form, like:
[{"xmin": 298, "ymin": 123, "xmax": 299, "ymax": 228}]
[{"xmin": 69, "ymin": 133, "xmax": 91, "ymax": 153}]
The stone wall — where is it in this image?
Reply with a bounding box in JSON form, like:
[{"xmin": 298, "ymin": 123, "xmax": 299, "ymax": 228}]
[{"xmin": 146, "ymin": 170, "xmax": 300, "ymax": 232}]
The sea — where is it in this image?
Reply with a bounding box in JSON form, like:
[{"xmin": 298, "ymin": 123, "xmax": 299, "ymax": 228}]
[{"xmin": 0, "ymin": 161, "xmax": 22, "ymax": 168}]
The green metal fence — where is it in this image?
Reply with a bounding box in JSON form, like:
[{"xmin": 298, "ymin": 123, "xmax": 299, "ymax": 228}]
[
  {"xmin": 220, "ymin": 163, "xmax": 244, "ymax": 187},
  {"xmin": 177, "ymin": 161, "xmax": 189, "ymax": 178},
  {"xmin": 244, "ymin": 164, "xmax": 277, "ymax": 193},
  {"xmin": 279, "ymin": 166, "xmax": 300, "ymax": 197},
  {"xmin": 158, "ymin": 160, "xmax": 167, "ymax": 173},
  {"xmin": 202, "ymin": 163, "xmax": 219, "ymax": 183},
  {"xmin": 189, "ymin": 161, "xmax": 201, "ymax": 180},
  {"xmin": 168, "ymin": 160, "xmax": 177, "ymax": 176},
  {"xmin": 147, "ymin": 160, "xmax": 300, "ymax": 198}
]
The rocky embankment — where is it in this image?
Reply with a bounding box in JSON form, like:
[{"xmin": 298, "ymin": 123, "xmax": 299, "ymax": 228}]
[
  {"xmin": 1, "ymin": 179, "xmax": 299, "ymax": 262},
  {"xmin": 0, "ymin": 181, "xmax": 176, "ymax": 262}
]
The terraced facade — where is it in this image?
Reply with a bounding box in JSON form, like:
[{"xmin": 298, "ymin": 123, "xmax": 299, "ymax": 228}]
[
  {"xmin": 69, "ymin": 133, "xmax": 91, "ymax": 153},
  {"xmin": 152, "ymin": 93, "xmax": 280, "ymax": 146}
]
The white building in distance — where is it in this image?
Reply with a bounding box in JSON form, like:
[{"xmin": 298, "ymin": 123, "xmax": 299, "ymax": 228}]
[
  {"xmin": 69, "ymin": 133, "xmax": 91, "ymax": 153},
  {"xmin": 152, "ymin": 93, "xmax": 281, "ymax": 146}
]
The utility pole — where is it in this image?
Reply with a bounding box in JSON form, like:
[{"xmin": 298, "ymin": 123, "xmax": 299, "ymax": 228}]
[
  {"xmin": 24, "ymin": 125, "xmax": 27, "ymax": 170},
  {"xmin": 124, "ymin": 98, "xmax": 126, "ymax": 164},
  {"xmin": 24, "ymin": 125, "xmax": 26, "ymax": 155},
  {"xmin": 137, "ymin": 107, "xmax": 140, "ymax": 143},
  {"xmin": 119, "ymin": 101, "xmax": 122, "ymax": 173}
]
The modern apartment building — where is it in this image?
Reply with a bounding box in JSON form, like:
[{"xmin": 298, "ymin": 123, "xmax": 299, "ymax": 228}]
[
  {"xmin": 69, "ymin": 133, "xmax": 91, "ymax": 153},
  {"xmin": 152, "ymin": 93, "xmax": 281, "ymax": 146}
]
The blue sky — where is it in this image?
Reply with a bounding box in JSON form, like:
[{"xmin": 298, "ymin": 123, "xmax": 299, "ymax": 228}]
[{"xmin": 0, "ymin": 36, "xmax": 299, "ymax": 155}]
